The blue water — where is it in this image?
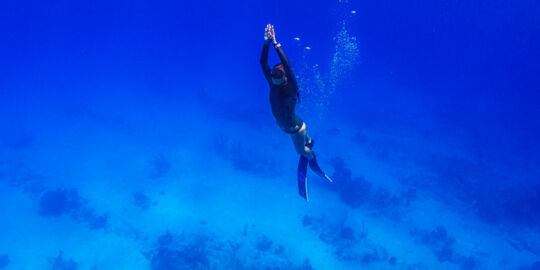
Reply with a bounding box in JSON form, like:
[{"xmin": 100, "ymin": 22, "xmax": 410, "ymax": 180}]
[{"xmin": 1, "ymin": 0, "xmax": 539, "ymax": 269}]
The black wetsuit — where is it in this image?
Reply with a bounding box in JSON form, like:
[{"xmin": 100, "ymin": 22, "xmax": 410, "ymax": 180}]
[{"xmin": 260, "ymin": 42, "xmax": 303, "ymax": 133}]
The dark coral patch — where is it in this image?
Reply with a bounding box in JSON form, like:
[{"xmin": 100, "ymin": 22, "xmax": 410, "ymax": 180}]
[
  {"xmin": 39, "ymin": 189, "xmax": 81, "ymax": 217},
  {"xmin": 49, "ymin": 251, "xmax": 78, "ymax": 270}
]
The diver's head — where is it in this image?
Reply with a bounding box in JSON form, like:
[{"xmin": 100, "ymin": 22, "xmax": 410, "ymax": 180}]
[{"xmin": 271, "ymin": 64, "xmax": 286, "ymax": 85}]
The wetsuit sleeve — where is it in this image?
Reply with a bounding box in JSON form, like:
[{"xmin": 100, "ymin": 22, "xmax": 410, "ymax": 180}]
[
  {"xmin": 260, "ymin": 42, "xmax": 272, "ymax": 82},
  {"xmin": 275, "ymin": 45, "xmax": 298, "ymax": 87}
]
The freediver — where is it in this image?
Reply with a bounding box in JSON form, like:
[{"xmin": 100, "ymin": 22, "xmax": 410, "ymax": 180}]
[{"xmin": 260, "ymin": 24, "xmax": 332, "ymax": 201}]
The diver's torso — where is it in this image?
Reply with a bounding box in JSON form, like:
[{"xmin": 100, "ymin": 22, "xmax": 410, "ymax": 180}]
[{"xmin": 269, "ymin": 81, "xmax": 298, "ymax": 127}]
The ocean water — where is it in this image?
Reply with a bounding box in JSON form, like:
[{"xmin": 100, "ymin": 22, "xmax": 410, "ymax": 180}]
[{"xmin": 1, "ymin": 0, "xmax": 539, "ymax": 269}]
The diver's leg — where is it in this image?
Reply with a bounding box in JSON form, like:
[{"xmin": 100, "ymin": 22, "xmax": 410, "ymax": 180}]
[
  {"xmin": 298, "ymin": 122, "xmax": 314, "ymax": 149},
  {"xmin": 291, "ymin": 123, "xmax": 314, "ymax": 160}
]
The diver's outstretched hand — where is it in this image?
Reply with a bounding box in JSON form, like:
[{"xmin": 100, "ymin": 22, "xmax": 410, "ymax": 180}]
[
  {"xmin": 264, "ymin": 24, "xmax": 277, "ymax": 45},
  {"xmin": 264, "ymin": 24, "xmax": 272, "ymax": 43}
]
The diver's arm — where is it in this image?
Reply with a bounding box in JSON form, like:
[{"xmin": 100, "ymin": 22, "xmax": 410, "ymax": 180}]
[
  {"xmin": 275, "ymin": 44, "xmax": 298, "ymax": 86},
  {"xmin": 261, "ymin": 25, "xmax": 272, "ymax": 81},
  {"xmin": 261, "ymin": 42, "xmax": 272, "ymax": 81},
  {"xmin": 270, "ymin": 26, "xmax": 297, "ymax": 86}
]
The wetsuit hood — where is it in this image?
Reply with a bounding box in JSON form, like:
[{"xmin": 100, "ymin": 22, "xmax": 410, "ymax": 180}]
[
  {"xmin": 271, "ymin": 64, "xmax": 285, "ymax": 79},
  {"xmin": 271, "ymin": 69, "xmax": 284, "ymax": 79}
]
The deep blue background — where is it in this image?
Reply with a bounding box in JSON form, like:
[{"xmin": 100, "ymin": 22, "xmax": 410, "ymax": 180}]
[{"xmin": 2, "ymin": 0, "xmax": 538, "ymax": 135}]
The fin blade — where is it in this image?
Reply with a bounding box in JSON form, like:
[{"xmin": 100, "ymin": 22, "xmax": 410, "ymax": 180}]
[
  {"xmin": 309, "ymin": 153, "xmax": 333, "ymax": 183},
  {"xmin": 297, "ymin": 155, "xmax": 309, "ymax": 201}
]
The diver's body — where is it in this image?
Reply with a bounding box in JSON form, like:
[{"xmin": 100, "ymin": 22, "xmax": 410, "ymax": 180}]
[
  {"xmin": 260, "ymin": 24, "xmax": 314, "ymax": 160},
  {"xmin": 261, "ymin": 25, "xmax": 333, "ymax": 201}
]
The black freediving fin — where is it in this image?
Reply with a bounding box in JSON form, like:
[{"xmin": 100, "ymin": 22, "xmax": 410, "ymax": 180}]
[
  {"xmin": 297, "ymin": 155, "xmax": 309, "ymax": 201},
  {"xmin": 308, "ymin": 152, "xmax": 334, "ymax": 183}
]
